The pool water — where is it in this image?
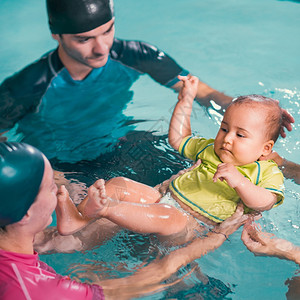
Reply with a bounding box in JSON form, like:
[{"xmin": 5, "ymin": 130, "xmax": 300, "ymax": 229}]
[{"xmin": 1, "ymin": 0, "xmax": 299, "ymax": 299}]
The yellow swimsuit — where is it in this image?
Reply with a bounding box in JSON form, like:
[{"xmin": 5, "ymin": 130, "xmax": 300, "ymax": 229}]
[{"xmin": 169, "ymin": 136, "xmax": 285, "ymax": 223}]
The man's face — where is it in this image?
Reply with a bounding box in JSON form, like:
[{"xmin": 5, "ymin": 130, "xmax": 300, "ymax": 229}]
[{"xmin": 53, "ymin": 18, "xmax": 115, "ymax": 71}]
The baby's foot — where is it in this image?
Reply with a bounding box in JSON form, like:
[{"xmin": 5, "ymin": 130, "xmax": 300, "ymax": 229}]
[
  {"xmin": 57, "ymin": 184, "xmax": 70, "ymax": 204},
  {"xmin": 56, "ymin": 185, "xmax": 86, "ymax": 235},
  {"xmin": 83, "ymin": 179, "xmax": 111, "ymax": 219}
]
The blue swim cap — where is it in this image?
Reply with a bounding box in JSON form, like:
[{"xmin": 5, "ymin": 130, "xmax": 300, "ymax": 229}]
[
  {"xmin": 0, "ymin": 142, "xmax": 45, "ymax": 227},
  {"xmin": 47, "ymin": 0, "xmax": 114, "ymax": 34}
]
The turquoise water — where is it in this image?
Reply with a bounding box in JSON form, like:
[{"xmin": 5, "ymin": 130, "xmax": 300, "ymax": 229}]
[{"xmin": 1, "ymin": 0, "xmax": 300, "ymax": 299}]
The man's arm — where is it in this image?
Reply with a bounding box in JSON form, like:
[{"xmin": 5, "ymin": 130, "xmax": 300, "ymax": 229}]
[
  {"xmin": 280, "ymin": 159, "xmax": 300, "ymax": 185},
  {"xmin": 261, "ymin": 151, "xmax": 300, "ymax": 185},
  {"xmin": 0, "ymin": 132, "xmax": 7, "ymax": 142}
]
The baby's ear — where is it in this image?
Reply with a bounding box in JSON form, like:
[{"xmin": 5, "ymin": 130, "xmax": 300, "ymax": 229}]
[{"xmin": 261, "ymin": 140, "xmax": 275, "ymax": 157}]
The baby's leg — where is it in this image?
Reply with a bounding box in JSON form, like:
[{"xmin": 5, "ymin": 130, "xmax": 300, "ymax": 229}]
[
  {"xmin": 84, "ymin": 179, "xmax": 189, "ymax": 236},
  {"xmin": 56, "ymin": 185, "xmax": 93, "ymax": 235},
  {"xmin": 77, "ymin": 176, "xmax": 161, "ymax": 213},
  {"xmin": 106, "ymin": 177, "xmax": 162, "ymax": 203}
]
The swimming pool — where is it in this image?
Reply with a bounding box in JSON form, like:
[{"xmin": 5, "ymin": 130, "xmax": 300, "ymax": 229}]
[{"xmin": 1, "ymin": 0, "xmax": 299, "ymax": 299}]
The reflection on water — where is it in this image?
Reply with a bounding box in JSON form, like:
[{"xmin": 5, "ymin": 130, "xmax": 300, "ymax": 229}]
[{"xmin": 51, "ymin": 131, "xmax": 191, "ymax": 187}]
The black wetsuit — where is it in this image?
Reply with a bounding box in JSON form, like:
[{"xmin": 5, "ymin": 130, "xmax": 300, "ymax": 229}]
[{"xmin": 0, "ymin": 38, "xmax": 188, "ymax": 162}]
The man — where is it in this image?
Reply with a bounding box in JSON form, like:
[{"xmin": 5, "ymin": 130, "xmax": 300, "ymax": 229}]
[
  {"xmin": 0, "ymin": 0, "xmax": 248, "ymax": 163},
  {"xmin": 0, "ymin": 142, "xmax": 250, "ymax": 299}
]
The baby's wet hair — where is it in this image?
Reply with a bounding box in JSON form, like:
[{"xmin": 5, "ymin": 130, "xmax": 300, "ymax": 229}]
[{"xmin": 230, "ymin": 94, "xmax": 283, "ymax": 143}]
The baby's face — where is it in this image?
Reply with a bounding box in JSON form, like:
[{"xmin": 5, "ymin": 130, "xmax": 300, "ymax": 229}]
[{"xmin": 214, "ymin": 104, "xmax": 270, "ymax": 166}]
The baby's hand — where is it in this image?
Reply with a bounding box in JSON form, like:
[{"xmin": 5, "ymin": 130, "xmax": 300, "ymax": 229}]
[
  {"xmin": 213, "ymin": 163, "xmax": 244, "ymax": 188},
  {"xmin": 178, "ymin": 75, "xmax": 199, "ymax": 103}
]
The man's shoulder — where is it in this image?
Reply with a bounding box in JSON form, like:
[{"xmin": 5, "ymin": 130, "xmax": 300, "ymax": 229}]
[
  {"xmin": 0, "ymin": 49, "xmax": 64, "ymax": 129},
  {"xmin": 110, "ymin": 38, "xmax": 160, "ymax": 67},
  {"xmin": 110, "ymin": 38, "xmax": 185, "ymax": 86},
  {"xmin": 110, "ymin": 38, "xmax": 156, "ymax": 58},
  {"xmin": 1, "ymin": 49, "xmax": 63, "ymax": 98}
]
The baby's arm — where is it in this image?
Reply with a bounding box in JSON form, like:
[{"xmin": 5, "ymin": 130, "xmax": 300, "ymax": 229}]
[
  {"xmin": 168, "ymin": 75, "xmax": 199, "ymax": 150},
  {"xmin": 213, "ymin": 163, "xmax": 277, "ymax": 211}
]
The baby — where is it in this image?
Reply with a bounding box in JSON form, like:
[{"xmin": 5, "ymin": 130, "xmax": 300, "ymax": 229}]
[{"xmin": 56, "ymin": 76, "xmax": 284, "ymax": 237}]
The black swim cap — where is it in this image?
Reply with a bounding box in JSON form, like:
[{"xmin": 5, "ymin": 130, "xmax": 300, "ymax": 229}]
[
  {"xmin": 0, "ymin": 143, "xmax": 45, "ymax": 227},
  {"xmin": 47, "ymin": 0, "xmax": 114, "ymax": 34}
]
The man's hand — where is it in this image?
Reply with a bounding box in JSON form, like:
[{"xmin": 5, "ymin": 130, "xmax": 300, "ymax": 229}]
[
  {"xmin": 280, "ymin": 107, "xmax": 294, "ymax": 138},
  {"xmin": 241, "ymin": 222, "xmax": 295, "ymax": 259},
  {"xmin": 216, "ymin": 202, "xmax": 249, "ymax": 234}
]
